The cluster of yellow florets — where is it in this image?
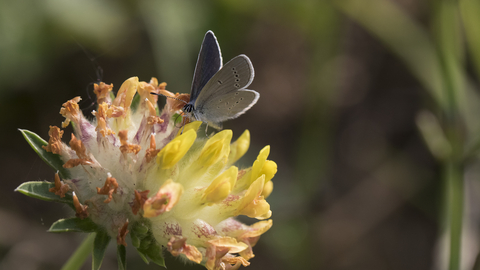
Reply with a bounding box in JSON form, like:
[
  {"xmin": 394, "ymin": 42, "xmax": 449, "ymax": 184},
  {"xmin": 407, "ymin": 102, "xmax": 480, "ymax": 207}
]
[{"xmin": 41, "ymin": 77, "xmax": 276, "ymax": 270}]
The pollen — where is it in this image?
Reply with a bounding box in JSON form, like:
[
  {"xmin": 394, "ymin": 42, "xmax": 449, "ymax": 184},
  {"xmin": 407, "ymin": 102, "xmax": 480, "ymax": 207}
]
[
  {"xmin": 42, "ymin": 126, "xmax": 64, "ymax": 155},
  {"xmin": 145, "ymin": 134, "xmax": 160, "ymax": 163},
  {"xmin": 48, "ymin": 172, "xmax": 70, "ymax": 198},
  {"xmin": 117, "ymin": 220, "xmax": 129, "ymax": 247},
  {"xmin": 96, "ymin": 174, "xmax": 119, "ymax": 203},
  {"xmin": 59, "ymin": 96, "xmax": 81, "ymax": 128},
  {"xmin": 69, "ymin": 133, "xmax": 89, "ymax": 160},
  {"xmin": 118, "ymin": 130, "xmax": 141, "ymax": 155},
  {"xmin": 94, "ymin": 102, "xmax": 124, "ymax": 137},
  {"xmin": 72, "ymin": 192, "xmax": 89, "ymax": 219},
  {"xmin": 146, "ymin": 99, "xmax": 164, "ymax": 125},
  {"xmin": 93, "ymin": 82, "xmax": 113, "ymax": 105},
  {"xmin": 131, "ymin": 190, "xmax": 149, "ymax": 215},
  {"xmin": 63, "ymin": 133, "xmax": 93, "ymax": 168}
]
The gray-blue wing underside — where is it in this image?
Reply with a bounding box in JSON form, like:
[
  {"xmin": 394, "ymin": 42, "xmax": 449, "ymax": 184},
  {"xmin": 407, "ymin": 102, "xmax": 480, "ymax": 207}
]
[{"xmin": 190, "ymin": 31, "xmax": 222, "ymax": 101}]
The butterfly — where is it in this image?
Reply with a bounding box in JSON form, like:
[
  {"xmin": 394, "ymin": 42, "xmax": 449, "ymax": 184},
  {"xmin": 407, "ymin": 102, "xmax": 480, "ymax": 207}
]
[{"xmin": 180, "ymin": 30, "xmax": 259, "ymax": 130}]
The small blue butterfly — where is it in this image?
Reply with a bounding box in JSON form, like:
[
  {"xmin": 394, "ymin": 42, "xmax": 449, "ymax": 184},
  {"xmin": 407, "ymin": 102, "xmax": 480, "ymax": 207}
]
[{"xmin": 181, "ymin": 30, "xmax": 259, "ymax": 129}]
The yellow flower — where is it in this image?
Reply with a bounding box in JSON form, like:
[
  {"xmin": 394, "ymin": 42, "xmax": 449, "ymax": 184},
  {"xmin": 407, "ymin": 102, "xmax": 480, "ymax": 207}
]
[
  {"xmin": 22, "ymin": 77, "xmax": 276, "ymax": 270},
  {"xmin": 156, "ymin": 129, "xmax": 197, "ymax": 169}
]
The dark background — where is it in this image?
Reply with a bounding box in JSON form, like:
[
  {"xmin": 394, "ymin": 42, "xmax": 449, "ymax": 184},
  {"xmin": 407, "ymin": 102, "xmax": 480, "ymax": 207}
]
[{"xmin": 2, "ymin": 1, "xmax": 477, "ymax": 269}]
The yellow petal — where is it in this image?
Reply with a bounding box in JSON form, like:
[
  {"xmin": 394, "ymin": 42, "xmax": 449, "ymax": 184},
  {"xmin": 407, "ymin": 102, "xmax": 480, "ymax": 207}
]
[
  {"xmin": 260, "ymin": 160, "xmax": 277, "ymax": 183},
  {"xmin": 167, "ymin": 236, "xmax": 203, "ymax": 263},
  {"xmin": 228, "ymin": 130, "xmax": 250, "ymax": 165},
  {"xmin": 261, "ymin": 180, "xmax": 273, "ymax": 198},
  {"xmin": 208, "ymin": 237, "xmax": 248, "ymax": 253},
  {"xmin": 157, "ymin": 129, "xmax": 197, "ymax": 169},
  {"xmin": 203, "ymin": 166, "xmax": 238, "ymax": 205},
  {"xmin": 250, "ymin": 146, "xmax": 270, "ymax": 184},
  {"xmin": 113, "ymin": 77, "xmax": 139, "ymax": 110},
  {"xmin": 143, "ymin": 179, "xmax": 183, "ymax": 218},
  {"xmin": 176, "ymin": 121, "xmax": 202, "ymax": 137},
  {"xmin": 243, "ymin": 220, "xmax": 273, "ymax": 238},
  {"xmin": 137, "ymin": 80, "xmax": 157, "ymax": 105},
  {"xmin": 197, "ymin": 130, "xmax": 232, "ymax": 167},
  {"xmin": 236, "ymin": 175, "xmax": 271, "ymax": 219}
]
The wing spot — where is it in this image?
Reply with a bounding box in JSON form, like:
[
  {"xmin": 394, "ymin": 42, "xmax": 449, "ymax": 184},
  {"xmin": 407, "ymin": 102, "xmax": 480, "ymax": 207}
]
[
  {"xmin": 235, "ymin": 92, "xmax": 239, "ymax": 95},
  {"xmin": 235, "ymin": 74, "xmax": 239, "ymax": 77},
  {"xmin": 240, "ymin": 97, "xmax": 244, "ymax": 101},
  {"xmin": 226, "ymin": 102, "xmax": 229, "ymax": 105},
  {"xmin": 217, "ymin": 80, "xmax": 223, "ymax": 85},
  {"xmin": 235, "ymin": 79, "xmax": 240, "ymax": 82},
  {"xmin": 217, "ymin": 106, "xmax": 220, "ymax": 109},
  {"xmin": 219, "ymin": 99, "xmax": 222, "ymax": 102},
  {"xmin": 228, "ymin": 107, "xmax": 232, "ymax": 110},
  {"xmin": 236, "ymin": 101, "xmax": 239, "ymax": 104},
  {"xmin": 232, "ymin": 67, "xmax": 236, "ymax": 71},
  {"xmin": 234, "ymin": 83, "xmax": 240, "ymax": 88}
]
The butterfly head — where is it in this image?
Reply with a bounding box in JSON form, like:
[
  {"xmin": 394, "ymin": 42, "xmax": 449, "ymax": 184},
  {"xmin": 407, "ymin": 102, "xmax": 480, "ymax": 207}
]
[{"xmin": 183, "ymin": 103, "xmax": 194, "ymax": 114}]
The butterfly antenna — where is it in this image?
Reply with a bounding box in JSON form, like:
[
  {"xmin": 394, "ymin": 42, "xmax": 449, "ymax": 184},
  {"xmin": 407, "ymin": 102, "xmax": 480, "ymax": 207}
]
[
  {"xmin": 72, "ymin": 37, "xmax": 106, "ymax": 112},
  {"xmin": 150, "ymin": 92, "xmax": 188, "ymax": 104}
]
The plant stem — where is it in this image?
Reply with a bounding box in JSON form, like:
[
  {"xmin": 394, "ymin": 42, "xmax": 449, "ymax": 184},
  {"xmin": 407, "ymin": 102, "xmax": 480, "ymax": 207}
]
[
  {"xmin": 446, "ymin": 159, "xmax": 463, "ymax": 270},
  {"xmin": 61, "ymin": 233, "xmax": 96, "ymax": 270}
]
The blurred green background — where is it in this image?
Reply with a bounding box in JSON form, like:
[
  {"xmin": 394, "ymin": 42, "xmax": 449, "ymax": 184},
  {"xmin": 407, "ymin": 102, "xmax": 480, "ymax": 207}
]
[{"xmin": 3, "ymin": 0, "xmax": 480, "ymax": 269}]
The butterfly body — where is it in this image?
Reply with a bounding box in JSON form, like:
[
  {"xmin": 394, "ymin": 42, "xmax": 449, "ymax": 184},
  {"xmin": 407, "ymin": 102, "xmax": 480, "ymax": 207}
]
[{"xmin": 184, "ymin": 31, "xmax": 259, "ymax": 129}]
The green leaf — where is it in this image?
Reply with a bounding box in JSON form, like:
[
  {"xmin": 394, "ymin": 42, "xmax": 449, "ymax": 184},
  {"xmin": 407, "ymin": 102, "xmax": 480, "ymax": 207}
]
[
  {"xmin": 130, "ymin": 233, "xmax": 140, "ymax": 248},
  {"xmin": 15, "ymin": 181, "xmax": 73, "ymax": 207},
  {"xmin": 148, "ymin": 253, "xmax": 165, "ymax": 268},
  {"xmin": 460, "ymin": 0, "xmax": 480, "ymax": 81},
  {"xmin": 145, "ymin": 243, "xmax": 165, "ymax": 267},
  {"xmin": 19, "ymin": 129, "xmax": 70, "ymax": 179},
  {"xmin": 49, "ymin": 218, "xmax": 98, "ymax": 233},
  {"xmin": 130, "ymin": 93, "xmax": 140, "ymax": 112},
  {"xmin": 117, "ymin": 245, "xmax": 126, "ymax": 270},
  {"xmin": 136, "ymin": 249, "xmax": 150, "ymax": 264},
  {"xmin": 132, "ymin": 223, "xmax": 149, "ymax": 236},
  {"xmin": 93, "ymin": 230, "xmax": 111, "ymax": 270}
]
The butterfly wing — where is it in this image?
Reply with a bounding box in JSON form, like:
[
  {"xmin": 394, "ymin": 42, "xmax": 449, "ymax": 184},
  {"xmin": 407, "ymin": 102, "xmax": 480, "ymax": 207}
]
[
  {"xmin": 193, "ymin": 55, "xmax": 258, "ymax": 126},
  {"xmin": 190, "ymin": 31, "xmax": 223, "ymax": 101}
]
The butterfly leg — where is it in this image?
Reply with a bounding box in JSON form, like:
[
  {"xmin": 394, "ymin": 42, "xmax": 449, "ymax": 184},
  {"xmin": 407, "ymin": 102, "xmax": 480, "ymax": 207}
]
[
  {"xmin": 205, "ymin": 123, "xmax": 210, "ymax": 138},
  {"xmin": 180, "ymin": 116, "xmax": 187, "ymax": 134}
]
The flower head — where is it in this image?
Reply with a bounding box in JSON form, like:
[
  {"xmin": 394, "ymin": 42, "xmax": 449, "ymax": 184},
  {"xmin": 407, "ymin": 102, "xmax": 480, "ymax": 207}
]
[{"xmin": 17, "ymin": 77, "xmax": 276, "ymax": 270}]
